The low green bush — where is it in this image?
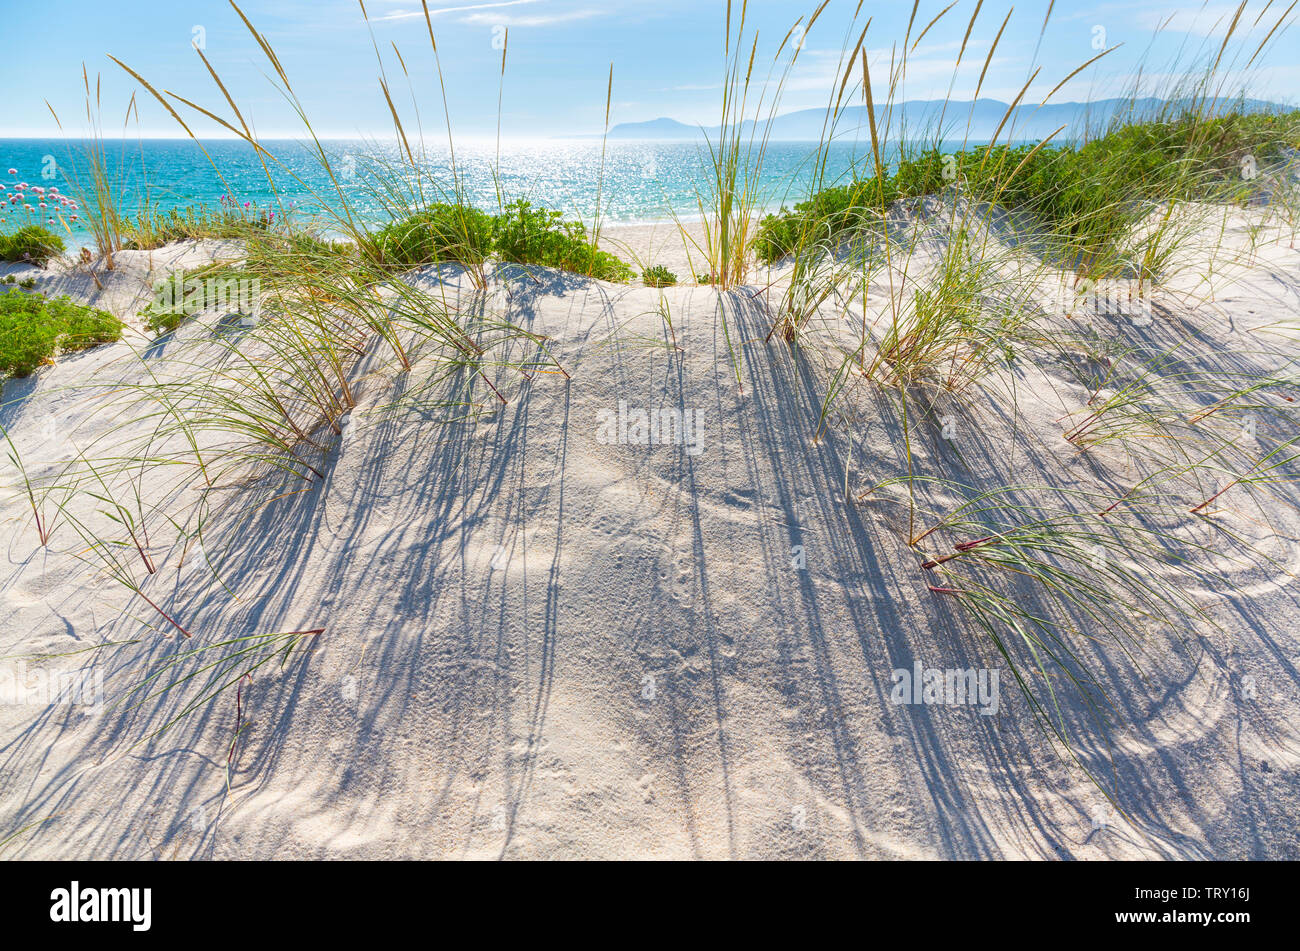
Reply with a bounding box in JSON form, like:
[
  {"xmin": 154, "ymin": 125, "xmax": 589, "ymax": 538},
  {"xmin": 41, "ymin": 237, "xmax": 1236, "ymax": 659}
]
[
  {"xmin": 0, "ymin": 289, "xmax": 122, "ymax": 378},
  {"xmin": 755, "ymin": 179, "xmax": 883, "ymax": 263},
  {"xmin": 0, "ymin": 226, "xmax": 66, "ymax": 266},
  {"xmin": 122, "ymin": 201, "xmax": 285, "ymax": 250},
  {"xmin": 493, "ymin": 200, "xmax": 634, "ymax": 281},
  {"xmin": 137, "ymin": 264, "xmax": 253, "ymax": 336},
  {"xmin": 753, "ymin": 108, "xmax": 1300, "ymax": 270},
  {"xmin": 366, "ymin": 198, "xmax": 634, "ymax": 281},
  {"xmin": 365, "ymin": 203, "xmax": 495, "ymax": 271},
  {"xmin": 642, "ymin": 265, "xmax": 678, "ymax": 287},
  {"xmin": 136, "ymin": 233, "xmax": 360, "ymax": 337}
]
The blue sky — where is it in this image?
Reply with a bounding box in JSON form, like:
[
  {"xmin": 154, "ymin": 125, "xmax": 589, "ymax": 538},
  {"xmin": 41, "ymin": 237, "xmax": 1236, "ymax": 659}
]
[{"xmin": 2, "ymin": 0, "xmax": 1296, "ymax": 138}]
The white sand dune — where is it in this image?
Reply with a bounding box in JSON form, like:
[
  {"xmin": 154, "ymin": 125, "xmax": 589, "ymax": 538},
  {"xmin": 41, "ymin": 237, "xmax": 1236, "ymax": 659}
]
[{"xmin": 2, "ymin": 211, "xmax": 1299, "ymax": 859}]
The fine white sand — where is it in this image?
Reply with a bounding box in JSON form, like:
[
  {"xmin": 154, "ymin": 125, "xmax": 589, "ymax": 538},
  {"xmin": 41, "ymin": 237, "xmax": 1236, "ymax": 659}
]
[{"xmin": 1, "ymin": 208, "xmax": 1299, "ymax": 859}]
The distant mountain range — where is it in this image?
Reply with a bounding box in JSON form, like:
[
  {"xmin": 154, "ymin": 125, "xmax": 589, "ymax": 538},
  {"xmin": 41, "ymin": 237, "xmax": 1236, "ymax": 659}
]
[{"xmin": 602, "ymin": 97, "xmax": 1290, "ymax": 143}]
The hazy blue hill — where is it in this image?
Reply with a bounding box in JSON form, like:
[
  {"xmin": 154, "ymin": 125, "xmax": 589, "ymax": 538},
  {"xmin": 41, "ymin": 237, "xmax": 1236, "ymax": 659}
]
[
  {"xmin": 604, "ymin": 97, "xmax": 1290, "ymax": 142},
  {"xmin": 604, "ymin": 117, "xmax": 701, "ymax": 139}
]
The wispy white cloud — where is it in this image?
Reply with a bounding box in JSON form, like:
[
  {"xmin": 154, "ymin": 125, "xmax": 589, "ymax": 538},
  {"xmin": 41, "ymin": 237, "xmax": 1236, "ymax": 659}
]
[
  {"xmin": 1135, "ymin": 3, "xmax": 1251, "ymax": 37},
  {"xmin": 1072, "ymin": 1, "xmax": 1283, "ymax": 38},
  {"xmin": 1099, "ymin": 63, "xmax": 1300, "ymax": 101},
  {"xmin": 376, "ymin": 0, "xmax": 540, "ymax": 23},
  {"xmin": 461, "ymin": 8, "xmax": 603, "ymax": 27}
]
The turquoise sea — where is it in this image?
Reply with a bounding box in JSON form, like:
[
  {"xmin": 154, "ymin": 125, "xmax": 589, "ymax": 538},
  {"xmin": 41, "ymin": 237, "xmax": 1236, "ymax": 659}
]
[{"xmin": 0, "ymin": 137, "xmax": 890, "ymax": 249}]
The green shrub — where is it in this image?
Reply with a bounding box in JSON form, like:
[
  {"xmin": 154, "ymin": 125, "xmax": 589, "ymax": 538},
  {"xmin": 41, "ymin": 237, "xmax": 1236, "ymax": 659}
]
[
  {"xmin": 753, "ymin": 214, "xmax": 798, "ymax": 265},
  {"xmin": 642, "ymin": 265, "xmax": 678, "ymax": 287},
  {"xmin": 139, "ymin": 272, "xmax": 193, "ymax": 336},
  {"xmin": 138, "ymin": 264, "xmax": 251, "ymax": 336},
  {"xmin": 492, "ymin": 200, "xmax": 634, "ymax": 282},
  {"xmin": 892, "ymin": 149, "xmax": 948, "ymax": 198},
  {"xmin": 122, "ymin": 202, "xmax": 284, "ymax": 250},
  {"xmin": 755, "ymin": 179, "xmax": 883, "ymax": 264},
  {"xmin": 366, "ymin": 199, "xmax": 634, "ymax": 281},
  {"xmin": 0, "ymin": 290, "xmax": 122, "ymax": 378},
  {"xmin": 0, "ymin": 226, "xmax": 66, "ymax": 266},
  {"xmin": 754, "ymin": 108, "xmax": 1300, "ymax": 272},
  {"xmin": 135, "ymin": 234, "xmax": 362, "ymax": 337},
  {"xmin": 365, "ymin": 203, "xmax": 495, "ymax": 271},
  {"xmin": 248, "ymin": 231, "xmax": 354, "ymax": 268}
]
